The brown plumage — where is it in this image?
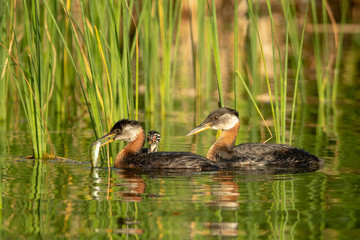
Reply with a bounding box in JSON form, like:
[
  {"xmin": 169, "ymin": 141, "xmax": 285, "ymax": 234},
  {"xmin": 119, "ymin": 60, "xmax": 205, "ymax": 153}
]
[
  {"xmin": 96, "ymin": 119, "xmax": 219, "ymax": 171},
  {"xmin": 187, "ymin": 107, "xmax": 322, "ymax": 169}
]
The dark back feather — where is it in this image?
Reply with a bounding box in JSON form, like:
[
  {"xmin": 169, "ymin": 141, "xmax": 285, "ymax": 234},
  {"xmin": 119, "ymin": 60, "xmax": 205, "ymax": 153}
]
[{"xmin": 118, "ymin": 152, "xmax": 220, "ymax": 171}]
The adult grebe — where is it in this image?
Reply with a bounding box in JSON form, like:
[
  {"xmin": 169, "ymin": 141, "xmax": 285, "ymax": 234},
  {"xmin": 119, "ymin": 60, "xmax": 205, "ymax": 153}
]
[
  {"xmin": 96, "ymin": 119, "xmax": 219, "ymax": 170},
  {"xmin": 187, "ymin": 107, "xmax": 322, "ymax": 169},
  {"xmin": 147, "ymin": 130, "xmax": 161, "ymax": 153}
]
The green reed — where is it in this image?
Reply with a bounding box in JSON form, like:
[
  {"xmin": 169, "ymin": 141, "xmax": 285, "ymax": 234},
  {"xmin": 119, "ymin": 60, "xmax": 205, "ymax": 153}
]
[
  {"xmin": 332, "ymin": 0, "xmax": 348, "ymax": 104},
  {"xmin": 246, "ymin": 0, "xmax": 260, "ymax": 96},
  {"xmin": 309, "ymin": 0, "xmax": 348, "ymax": 154},
  {"xmin": 139, "ymin": 0, "xmax": 159, "ymax": 114},
  {"xmin": 289, "ymin": 1, "xmax": 309, "ymax": 145},
  {"xmin": 1, "ymin": 0, "xmax": 350, "ymax": 160},
  {"xmin": 139, "ymin": 0, "xmax": 182, "ymax": 116},
  {"xmin": 243, "ymin": 0, "xmax": 348, "ymax": 145},
  {"xmin": 3, "ymin": 0, "xmax": 58, "ymax": 158},
  {"xmin": 310, "ymin": 0, "xmax": 347, "ymax": 105},
  {"xmin": 40, "ymin": 0, "xmax": 135, "ymax": 163},
  {"xmin": 0, "ymin": 0, "xmax": 8, "ymax": 122},
  {"xmin": 280, "ymin": 0, "xmax": 307, "ymax": 103},
  {"xmin": 43, "ymin": 0, "xmax": 185, "ymax": 164},
  {"xmin": 208, "ymin": 0, "xmax": 224, "ymax": 107},
  {"xmin": 310, "ymin": 0, "xmax": 325, "ymax": 103},
  {"xmin": 75, "ymin": 0, "xmax": 138, "ymax": 162},
  {"xmin": 45, "ymin": 1, "xmax": 77, "ymax": 130},
  {"xmin": 242, "ymin": 0, "xmax": 311, "ymax": 144},
  {"xmin": 158, "ymin": 0, "xmax": 182, "ymax": 116},
  {"xmin": 187, "ymin": 0, "xmax": 213, "ymax": 118},
  {"xmin": 246, "ymin": 0, "xmax": 276, "ymax": 142},
  {"xmin": 233, "ymin": 0, "xmax": 239, "ymax": 109},
  {"xmin": 236, "ymin": 71, "xmax": 272, "ymax": 142}
]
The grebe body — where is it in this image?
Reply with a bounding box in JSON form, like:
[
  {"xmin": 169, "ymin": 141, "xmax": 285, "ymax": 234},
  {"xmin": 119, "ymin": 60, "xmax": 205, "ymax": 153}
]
[
  {"xmin": 187, "ymin": 107, "xmax": 322, "ymax": 169},
  {"xmin": 96, "ymin": 119, "xmax": 219, "ymax": 171}
]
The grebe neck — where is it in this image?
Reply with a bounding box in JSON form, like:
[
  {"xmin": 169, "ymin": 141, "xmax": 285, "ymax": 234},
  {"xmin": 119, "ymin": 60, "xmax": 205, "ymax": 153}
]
[
  {"xmin": 148, "ymin": 144, "xmax": 158, "ymax": 153},
  {"xmin": 115, "ymin": 130, "xmax": 145, "ymax": 168},
  {"xmin": 206, "ymin": 121, "xmax": 240, "ymax": 161}
]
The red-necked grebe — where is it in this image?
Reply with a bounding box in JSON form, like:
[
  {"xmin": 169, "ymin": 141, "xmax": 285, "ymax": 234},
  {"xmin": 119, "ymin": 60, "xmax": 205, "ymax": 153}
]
[
  {"xmin": 95, "ymin": 119, "xmax": 219, "ymax": 170},
  {"xmin": 187, "ymin": 107, "xmax": 322, "ymax": 169},
  {"xmin": 146, "ymin": 130, "xmax": 161, "ymax": 153}
]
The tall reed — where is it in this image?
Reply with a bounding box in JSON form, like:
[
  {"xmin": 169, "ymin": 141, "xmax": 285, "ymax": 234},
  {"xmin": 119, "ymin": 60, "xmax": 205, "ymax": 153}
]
[
  {"xmin": 289, "ymin": 1, "xmax": 309, "ymax": 145},
  {"xmin": 5, "ymin": 0, "xmax": 56, "ymax": 158},
  {"xmin": 2, "ymin": 1, "xmax": 349, "ymax": 159},
  {"xmin": 72, "ymin": 0, "xmax": 137, "ymax": 162},
  {"xmin": 140, "ymin": 0, "xmax": 160, "ymax": 114},
  {"xmin": 208, "ymin": 0, "xmax": 224, "ymax": 107},
  {"xmin": 41, "ymin": 0, "xmax": 186, "ymax": 164},
  {"xmin": 187, "ymin": 0, "xmax": 213, "ymax": 121},
  {"xmin": 0, "ymin": 6, "xmax": 8, "ymax": 122},
  {"xmin": 41, "ymin": 0, "xmax": 135, "ymax": 163},
  {"xmin": 233, "ymin": 0, "xmax": 239, "ymax": 109},
  {"xmin": 246, "ymin": 0, "xmax": 277, "ymax": 142},
  {"xmin": 243, "ymin": 0, "xmax": 310, "ymax": 144},
  {"xmin": 158, "ymin": 0, "xmax": 182, "ymax": 116},
  {"xmin": 310, "ymin": 0, "xmax": 345, "ymax": 105},
  {"xmin": 138, "ymin": 0, "xmax": 181, "ymax": 116},
  {"xmin": 310, "ymin": 0, "xmax": 326, "ymax": 104},
  {"xmin": 332, "ymin": 0, "xmax": 348, "ymax": 104}
]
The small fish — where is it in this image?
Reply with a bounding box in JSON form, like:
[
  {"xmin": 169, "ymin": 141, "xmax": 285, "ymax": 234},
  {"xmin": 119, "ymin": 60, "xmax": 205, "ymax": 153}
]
[{"xmin": 90, "ymin": 141, "xmax": 101, "ymax": 168}]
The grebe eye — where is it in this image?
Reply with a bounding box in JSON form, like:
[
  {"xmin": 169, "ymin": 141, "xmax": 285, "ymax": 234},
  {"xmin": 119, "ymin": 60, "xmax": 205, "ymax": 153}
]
[
  {"xmin": 115, "ymin": 129, "xmax": 121, "ymax": 133},
  {"xmin": 213, "ymin": 116, "xmax": 218, "ymax": 121}
]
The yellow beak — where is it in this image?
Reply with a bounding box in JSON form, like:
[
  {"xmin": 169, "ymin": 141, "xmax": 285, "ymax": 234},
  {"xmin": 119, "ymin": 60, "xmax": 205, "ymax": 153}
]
[
  {"xmin": 96, "ymin": 132, "xmax": 116, "ymax": 147},
  {"xmin": 186, "ymin": 122, "xmax": 212, "ymax": 136}
]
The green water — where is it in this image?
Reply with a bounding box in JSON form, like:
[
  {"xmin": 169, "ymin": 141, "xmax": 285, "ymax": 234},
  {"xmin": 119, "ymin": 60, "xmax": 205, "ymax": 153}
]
[{"xmin": 1, "ymin": 103, "xmax": 360, "ymax": 239}]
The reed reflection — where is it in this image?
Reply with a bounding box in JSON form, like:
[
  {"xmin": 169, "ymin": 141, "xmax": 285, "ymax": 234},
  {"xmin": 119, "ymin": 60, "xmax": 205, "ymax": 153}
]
[
  {"xmin": 114, "ymin": 170, "xmax": 146, "ymax": 202},
  {"xmin": 89, "ymin": 166, "xmax": 325, "ymax": 238},
  {"xmin": 90, "ymin": 168, "xmax": 147, "ymax": 202}
]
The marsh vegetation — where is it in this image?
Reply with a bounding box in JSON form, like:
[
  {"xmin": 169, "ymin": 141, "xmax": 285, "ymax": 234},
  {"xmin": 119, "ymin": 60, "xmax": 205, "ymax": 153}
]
[{"xmin": 1, "ymin": 0, "xmax": 360, "ymax": 239}]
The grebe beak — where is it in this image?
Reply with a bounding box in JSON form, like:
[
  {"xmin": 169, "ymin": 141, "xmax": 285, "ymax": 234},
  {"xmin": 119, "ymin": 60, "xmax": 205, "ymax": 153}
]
[
  {"xmin": 96, "ymin": 132, "xmax": 117, "ymax": 147},
  {"xmin": 148, "ymin": 137, "xmax": 155, "ymax": 144},
  {"xmin": 90, "ymin": 132, "xmax": 117, "ymax": 168},
  {"xmin": 186, "ymin": 122, "xmax": 212, "ymax": 136}
]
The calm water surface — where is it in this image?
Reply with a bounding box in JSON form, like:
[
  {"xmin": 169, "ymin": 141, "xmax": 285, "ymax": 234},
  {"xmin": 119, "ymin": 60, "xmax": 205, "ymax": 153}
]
[{"xmin": 1, "ymin": 104, "xmax": 360, "ymax": 239}]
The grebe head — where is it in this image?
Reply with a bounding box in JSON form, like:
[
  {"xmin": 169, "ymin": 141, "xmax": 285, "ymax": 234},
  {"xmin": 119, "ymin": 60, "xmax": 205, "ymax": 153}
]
[
  {"xmin": 187, "ymin": 107, "xmax": 239, "ymax": 136},
  {"xmin": 96, "ymin": 119, "xmax": 143, "ymax": 147},
  {"xmin": 147, "ymin": 130, "xmax": 161, "ymax": 145},
  {"xmin": 147, "ymin": 130, "xmax": 161, "ymax": 153}
]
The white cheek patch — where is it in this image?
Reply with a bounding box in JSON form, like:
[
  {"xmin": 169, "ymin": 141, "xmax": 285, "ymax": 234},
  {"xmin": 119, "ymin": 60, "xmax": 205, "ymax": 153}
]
[
  {"xmin": 115, "ymin": 125, "xmax": 138, "ymax": 142},
  {"xmin": 128, "ymin": 127, "xmax": 141, "ymax": 142},
  {"xmin": 213, "ymin": 113, "xmax": 239, "ymax": 130}
]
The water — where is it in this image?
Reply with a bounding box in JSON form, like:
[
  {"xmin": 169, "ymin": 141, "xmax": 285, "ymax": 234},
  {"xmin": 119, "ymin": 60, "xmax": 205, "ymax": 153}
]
[{"xmin": 1, "ymin": 104, "xmax": 360, "ymax": 239}]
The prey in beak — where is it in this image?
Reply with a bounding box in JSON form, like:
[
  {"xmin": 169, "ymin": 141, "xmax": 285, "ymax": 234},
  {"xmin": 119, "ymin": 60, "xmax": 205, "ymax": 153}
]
[
  {"xmin": 90, "ymin": 119, "xmax": 141, "ymax": 167},
  {"xmin": 96, "ymin": 132, "xmax": 117, "ymax": 147},
  {"xmin": 90, "ymin": 132, "xmax": 116, "ymax": 168}
]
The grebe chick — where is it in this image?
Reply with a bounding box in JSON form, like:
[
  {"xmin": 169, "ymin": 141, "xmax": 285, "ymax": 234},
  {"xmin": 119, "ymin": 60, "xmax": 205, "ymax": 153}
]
[
  {"xmin": 97, "ymin": 119, "xmax": 219, "ymax": 170},
  {"xmin": 187, "ymin": 107, "xmax": 322, "ymax": 169},
  {"xmin": 147, "ymin": 130, "xmax": 161, "ymax": 153},
  {"xmin": 140, "ymin": 130, "xmax": 161, "ymax": 153}
]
